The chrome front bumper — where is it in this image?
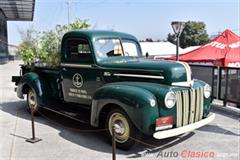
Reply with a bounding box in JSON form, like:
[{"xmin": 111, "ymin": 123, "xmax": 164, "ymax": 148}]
[{"xmin": 153, "ymin": 113, "xmax": 215, "ymax": 139}]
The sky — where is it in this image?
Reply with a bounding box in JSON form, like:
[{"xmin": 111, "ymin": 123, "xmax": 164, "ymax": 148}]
[{"xmin": 7, "ymin": 0, "xmax": 240, "ymax": 45}]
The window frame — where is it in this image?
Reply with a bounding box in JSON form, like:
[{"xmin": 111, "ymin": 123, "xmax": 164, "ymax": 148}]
[
  {"xmin": 93, "ymin": 38, "xmax": 142, "ymax": 61},
  {"xmin": 64, "ymin": 37, "xmax": 94, "ymax": 64}
]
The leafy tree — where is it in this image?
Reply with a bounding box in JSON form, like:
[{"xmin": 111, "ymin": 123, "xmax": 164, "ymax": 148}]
[
  {"xmin": 167, "ymin": 21, "xmax": 209, "ymax": 48},
  {"xmin": 17, "ymin": 28, "xmax": 42, "ymax": 65},
  {"xmin": 17, "ymin": 18, "xmax": 91, "ymax": 67}
]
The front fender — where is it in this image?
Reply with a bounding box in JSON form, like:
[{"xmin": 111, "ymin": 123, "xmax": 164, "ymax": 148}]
[{"xmin": 91, "ymin": 83, "xmax": 159, "ymax": 135}]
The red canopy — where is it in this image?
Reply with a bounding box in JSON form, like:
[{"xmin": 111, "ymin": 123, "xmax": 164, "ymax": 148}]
[{"xmin": 169, "ymin": 29, "xmax": 240, "ymax": 68}]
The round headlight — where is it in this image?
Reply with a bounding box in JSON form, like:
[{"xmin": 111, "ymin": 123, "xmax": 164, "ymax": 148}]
[
  {"xmin": 204, "ymin": 84, "xmax": 211, "ymax": 98},
  {"xmin": 164, "ymin": 92, "xmax": 176, "ymax": 109}
]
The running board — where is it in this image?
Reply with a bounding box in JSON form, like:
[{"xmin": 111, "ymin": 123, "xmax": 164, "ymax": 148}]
[{"xmin": 41, "ymin": 105, "xmax": 91, "ymax": 124}]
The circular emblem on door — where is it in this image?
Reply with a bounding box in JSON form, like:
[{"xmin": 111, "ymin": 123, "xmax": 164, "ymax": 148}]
[{"xmin": 72, "ymin": 73, "xmax": 83, "ymax": 88}]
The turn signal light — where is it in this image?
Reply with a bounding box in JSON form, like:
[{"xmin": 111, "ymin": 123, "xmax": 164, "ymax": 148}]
[{"xmin": 155, "ymin": 116, "xmax": 174, "ymax": 131}]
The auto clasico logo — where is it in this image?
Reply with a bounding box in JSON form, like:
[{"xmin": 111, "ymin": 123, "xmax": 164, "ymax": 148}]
[
  {"xmin": 156, "ymin": 150, "xmax": 215, "ymax": 159},
  {"xmin": 142, "ymin": 150, "xmax": 216, "ymax": 159}
]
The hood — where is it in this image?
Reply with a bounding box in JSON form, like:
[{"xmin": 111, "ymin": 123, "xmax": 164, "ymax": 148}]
[{"xmin": 98, "ymin": 57, "xmax": 191, "ymax": 86}]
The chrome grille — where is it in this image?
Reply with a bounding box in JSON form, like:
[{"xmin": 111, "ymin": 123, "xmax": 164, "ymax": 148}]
[{"xmin": 176, "ymin": 88, "xmax": 204, "ymax": 127}]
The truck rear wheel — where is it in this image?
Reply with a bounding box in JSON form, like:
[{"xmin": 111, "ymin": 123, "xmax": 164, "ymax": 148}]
[
  {"xmin": 27, "ymin": 88, "xmax": 39, "ymax": 115},
  {"xmin": 106, "ymin": 108, "xmax": 140, "ymax": 150}
]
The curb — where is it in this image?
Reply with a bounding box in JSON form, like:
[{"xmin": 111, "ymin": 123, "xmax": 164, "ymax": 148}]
[{"xmin": 211, "ymin": 103, "xmax": 240, "ymax": 116}]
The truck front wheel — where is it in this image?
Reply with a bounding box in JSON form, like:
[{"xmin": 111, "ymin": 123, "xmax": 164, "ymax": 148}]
[
  {"xmin": 27, "ymin": 88, "xmax": 39, "ymax": 115},
  {"xmin": 106, "ymin": 108, "xmax": 140, "ymax": 150}
]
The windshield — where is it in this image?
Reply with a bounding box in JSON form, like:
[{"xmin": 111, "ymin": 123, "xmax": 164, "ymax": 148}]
[{"xmin": 94, "ymin": 38, "xmax": 141, "ymax": 61}]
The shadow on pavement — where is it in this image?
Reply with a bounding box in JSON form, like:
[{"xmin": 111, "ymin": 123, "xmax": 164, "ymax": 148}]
[
  {"xmin": 211, "ymin": 105, "xmax": 240, "ymax": 120},
  {"xmin": 198, "ymin": 124, "xmax": 239, "ymax": 136},
  {"xmin": 1, "ymin": 100, "xmax": 228, "ymax": 157}
]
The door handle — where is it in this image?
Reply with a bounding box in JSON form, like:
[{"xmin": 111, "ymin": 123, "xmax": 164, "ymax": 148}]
[{"xmin": 62, "ymin": 67, "xmax": 67, "ymax": 71}]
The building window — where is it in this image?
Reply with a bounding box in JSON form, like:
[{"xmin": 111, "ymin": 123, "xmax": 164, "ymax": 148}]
[{"xmin": 0, "ymin": 9, "xmax": 8, "ymax": 57}]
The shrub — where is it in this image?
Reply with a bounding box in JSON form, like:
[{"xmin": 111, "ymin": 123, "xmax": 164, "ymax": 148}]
[{"xmin": 17, "ymin": 18, "xmax": 91, "ymax": 67}]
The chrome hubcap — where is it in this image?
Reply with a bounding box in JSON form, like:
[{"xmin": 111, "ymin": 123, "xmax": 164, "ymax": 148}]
[
  {"xmin": 114, "ymin": 122, "xmax": 125, "ymax": 134},
  {"xmin": 109, "ymin": 112, "xmax": 130, "ymax": 143}
]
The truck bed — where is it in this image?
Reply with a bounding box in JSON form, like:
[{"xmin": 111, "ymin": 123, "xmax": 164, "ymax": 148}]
[{"xmin": 22, "ymin": 64, "xmax": 62, "ymax": 99}]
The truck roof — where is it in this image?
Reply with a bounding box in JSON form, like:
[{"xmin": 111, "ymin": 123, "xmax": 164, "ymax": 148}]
[{"xmin": 63, "ymin": 30, "xmax": 138, "ymax": 41}]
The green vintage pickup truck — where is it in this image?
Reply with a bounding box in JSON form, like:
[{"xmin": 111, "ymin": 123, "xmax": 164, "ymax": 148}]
[{"xmin": 12, "ymin": 30, "xmax": 215, "ymax": 150}]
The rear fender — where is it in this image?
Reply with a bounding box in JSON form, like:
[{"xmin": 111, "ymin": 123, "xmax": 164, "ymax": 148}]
[{"xmin": 16, "ymin": 72, "xmax": 44, "ymax": 105}]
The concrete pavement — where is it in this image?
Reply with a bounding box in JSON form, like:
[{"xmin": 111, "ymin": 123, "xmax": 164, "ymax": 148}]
[{"xmin": 0, "ymin": 61, "xmax": 239, "ymax": 160}]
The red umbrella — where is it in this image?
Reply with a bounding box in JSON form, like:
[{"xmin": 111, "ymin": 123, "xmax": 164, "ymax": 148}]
[
  {"xmin": 168, "ymin": 29, "xmax": 240, "ymax": 68},
  {"xmin": 224, "ymin": 34, "xmax": 240, "ymax": 67}
]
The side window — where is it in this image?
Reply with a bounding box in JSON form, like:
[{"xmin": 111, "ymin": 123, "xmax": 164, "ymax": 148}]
[{"xmin": 66, "ymin": 39, "xmax": 93, "ymax": 63}]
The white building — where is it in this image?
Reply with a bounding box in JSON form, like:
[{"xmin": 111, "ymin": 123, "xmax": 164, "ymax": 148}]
[
  {"xmin": 140, "ymin": 42, "xmax": 183, "ymax": 58},
  {"xmin": 181, "ymin": 46, "xmax": 201, "ymax": 54},
  {"xmin": 140, "ymin": 41, "xmax": 200, "ymax": 58}
]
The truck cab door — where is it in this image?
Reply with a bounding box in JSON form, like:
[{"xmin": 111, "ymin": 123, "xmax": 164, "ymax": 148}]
[{"xmin": 60, "ymin": 38, "xmax": 100, "ymax": 105}]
